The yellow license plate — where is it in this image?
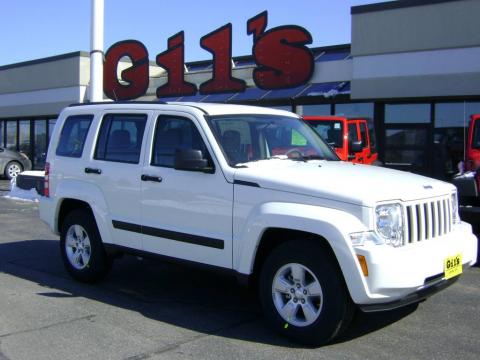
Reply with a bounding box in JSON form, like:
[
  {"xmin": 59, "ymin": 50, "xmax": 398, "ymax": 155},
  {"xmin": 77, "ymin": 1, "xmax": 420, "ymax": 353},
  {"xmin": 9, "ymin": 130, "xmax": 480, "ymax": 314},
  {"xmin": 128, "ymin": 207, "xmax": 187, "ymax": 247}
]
[{"xmin": 444, "ymin": 254, "xmax": 462, "ymax": 280}]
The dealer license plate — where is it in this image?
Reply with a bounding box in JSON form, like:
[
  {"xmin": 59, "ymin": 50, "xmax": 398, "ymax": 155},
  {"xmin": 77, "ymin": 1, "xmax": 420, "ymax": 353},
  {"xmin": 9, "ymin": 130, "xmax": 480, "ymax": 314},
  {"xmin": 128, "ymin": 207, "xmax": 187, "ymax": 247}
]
[{"xmin": 444, "ymin": 254, "xmax": 462, "ymax": 280}]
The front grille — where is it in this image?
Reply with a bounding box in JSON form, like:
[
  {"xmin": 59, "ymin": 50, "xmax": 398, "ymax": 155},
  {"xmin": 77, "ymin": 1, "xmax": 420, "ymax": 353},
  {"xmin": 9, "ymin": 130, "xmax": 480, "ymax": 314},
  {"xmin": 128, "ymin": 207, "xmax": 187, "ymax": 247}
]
[{"xmin": 404, "ymin": 196, "xmax": 453, "ymax": 245}]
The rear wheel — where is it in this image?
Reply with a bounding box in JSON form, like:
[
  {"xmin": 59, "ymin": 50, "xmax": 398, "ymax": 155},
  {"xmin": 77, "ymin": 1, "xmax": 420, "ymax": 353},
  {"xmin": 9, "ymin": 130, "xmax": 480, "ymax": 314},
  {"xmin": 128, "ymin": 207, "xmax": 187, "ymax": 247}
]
[
  {"xmin": 60, "ymin": 208, "xmax": 111, "ymax": 283},
  {"xmin": 259, "ymin": 239, "xmax": 353, "ymax": 346},
  {"xmin": 5, "ymin": 161, "xmax": 22, "ymax": 180}
]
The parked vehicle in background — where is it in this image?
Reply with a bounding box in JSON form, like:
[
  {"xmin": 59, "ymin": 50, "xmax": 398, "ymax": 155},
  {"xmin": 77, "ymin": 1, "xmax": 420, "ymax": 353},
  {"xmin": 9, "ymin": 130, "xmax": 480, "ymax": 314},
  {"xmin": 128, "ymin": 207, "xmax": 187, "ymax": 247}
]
[
  {"xmin": 303, "ymin": 116, "xmax": 378, "ymax": 165},
  {"xmin": 464, "ymin": 114, "xmax": 480, "ymax": 172},
  {"xmin": 453, "ymin": 114, "xmax": 480, "ymax": 250},
  {"xmin": 0, "ymin": 147, "xmax": 32, "ymax": 180},
  {"xmin": 40, "ymin": 102, "xmax": 477, "ymax": 346}
]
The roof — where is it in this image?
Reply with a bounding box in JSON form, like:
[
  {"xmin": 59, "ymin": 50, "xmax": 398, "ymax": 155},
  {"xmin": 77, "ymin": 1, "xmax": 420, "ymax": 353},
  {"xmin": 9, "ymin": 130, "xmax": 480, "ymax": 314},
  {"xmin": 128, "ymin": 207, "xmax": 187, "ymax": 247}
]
[{"xmin": 67, "ymin": 101, "xmax": 298, "ymax": 117}]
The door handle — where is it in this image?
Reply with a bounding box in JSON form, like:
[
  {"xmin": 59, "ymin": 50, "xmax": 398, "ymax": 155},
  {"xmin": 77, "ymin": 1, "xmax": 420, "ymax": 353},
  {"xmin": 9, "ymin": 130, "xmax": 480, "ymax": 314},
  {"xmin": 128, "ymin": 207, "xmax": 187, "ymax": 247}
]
[
  {"xmin": 85, "ymin": 167, "xmax": 102, "ymax": 174},
  {"xmin": 141, "ymin": 174, "xmax": 162, "ymax": 183}
]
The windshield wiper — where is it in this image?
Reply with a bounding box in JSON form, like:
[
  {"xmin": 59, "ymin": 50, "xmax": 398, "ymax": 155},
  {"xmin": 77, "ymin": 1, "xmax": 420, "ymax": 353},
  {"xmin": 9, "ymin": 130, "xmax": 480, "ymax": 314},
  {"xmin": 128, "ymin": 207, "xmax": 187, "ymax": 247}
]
[
  {"xmin": 287, "ymin": 154, "xmax": 326, "ymax": 162},
  {"xmin": 302, "ymin": 155, "xmax": 326, "ymax": 161}
]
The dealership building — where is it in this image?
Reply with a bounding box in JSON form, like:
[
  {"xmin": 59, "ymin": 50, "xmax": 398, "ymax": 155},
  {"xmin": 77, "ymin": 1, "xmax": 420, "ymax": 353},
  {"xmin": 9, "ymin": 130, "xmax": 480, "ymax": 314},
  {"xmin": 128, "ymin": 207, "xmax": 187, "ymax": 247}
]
[{"xmin": 0, "ymin": 0, "xmax": 479, "ymax": 180}]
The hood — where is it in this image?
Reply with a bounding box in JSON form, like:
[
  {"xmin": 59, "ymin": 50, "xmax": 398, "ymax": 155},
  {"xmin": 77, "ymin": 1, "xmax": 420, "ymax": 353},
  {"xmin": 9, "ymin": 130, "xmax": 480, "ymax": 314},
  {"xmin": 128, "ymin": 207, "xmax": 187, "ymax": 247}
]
[{"xmin": 233, "ymin": 160, "xmax": 454, "ymax": 206}]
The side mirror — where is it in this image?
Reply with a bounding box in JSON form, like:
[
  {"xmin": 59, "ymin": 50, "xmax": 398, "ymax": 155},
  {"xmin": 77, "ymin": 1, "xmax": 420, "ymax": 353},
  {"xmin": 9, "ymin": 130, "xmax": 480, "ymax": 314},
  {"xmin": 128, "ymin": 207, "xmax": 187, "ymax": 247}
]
[
  {"xmin": 350, "ymin": 140, "xmax": 363, "ymax": 153},
  {"xmin": 174, "ymin": 149, "xmax": 214, "ymax": 173}
]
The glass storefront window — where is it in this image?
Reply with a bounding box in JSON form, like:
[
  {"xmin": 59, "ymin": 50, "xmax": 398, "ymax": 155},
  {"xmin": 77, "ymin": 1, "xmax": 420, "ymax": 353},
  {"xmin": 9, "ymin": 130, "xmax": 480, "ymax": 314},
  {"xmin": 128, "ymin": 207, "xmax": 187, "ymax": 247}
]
[
  {"xmin": 6, "ymin": 121, "xmax": 17, "ymax": 151},
  {"xmin": 335, "ymin": 103, "xmax": 373, "ymax": 118},
  {"xmin": 297, "ymin": 104, "xmax": 331, "ymax": 116},
  {"xmin": 48, "ymin": 119, "xmax": 57, "ymax": 143},
  {"xmin": 19, "ymin": 120, "xmax": 31, "ymax": 158},
  {"xmin": 434, "ymin": 102, "xmax": 480, "ymax": 180},
  {"xmin": 0, "ymin": 121, "xmax": 3, "ymax": 147},
  {"xmin": 385, "ymin": 149, "xmax": 425, "ymax": 168},
  {"xmin": 385, "ymin": 104, "xmax": 430, "ymax": 123},
  {"xmin": 386, "ymin": 129, "xmax": 428, "ymax": 147},
  {"xmin": 265, "ymin": 105, "xmax": 293, "ymax": 112},
  {"xmin": 466, "ymin": 103, "xmax": 480, "ymax": 121},
  {"xmin": 34, "ymin": 120, "xmax": 47, "ymax": 170}
]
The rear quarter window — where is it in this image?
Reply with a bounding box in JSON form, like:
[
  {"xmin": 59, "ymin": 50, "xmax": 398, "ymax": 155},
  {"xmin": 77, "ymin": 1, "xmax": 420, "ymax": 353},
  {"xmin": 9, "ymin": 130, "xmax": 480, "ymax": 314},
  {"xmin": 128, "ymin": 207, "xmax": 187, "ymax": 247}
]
[{"xmin": 56, "ymin": 115, "xmax": 93, "ymax": 158}]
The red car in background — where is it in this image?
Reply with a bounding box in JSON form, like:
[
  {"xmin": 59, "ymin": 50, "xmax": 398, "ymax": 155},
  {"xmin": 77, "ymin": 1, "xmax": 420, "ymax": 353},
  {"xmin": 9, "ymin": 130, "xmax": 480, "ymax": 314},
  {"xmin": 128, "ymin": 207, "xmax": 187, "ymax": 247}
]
[{"xmin": 303, "ymin": 116, "xmax": 378, "ymax": 165}]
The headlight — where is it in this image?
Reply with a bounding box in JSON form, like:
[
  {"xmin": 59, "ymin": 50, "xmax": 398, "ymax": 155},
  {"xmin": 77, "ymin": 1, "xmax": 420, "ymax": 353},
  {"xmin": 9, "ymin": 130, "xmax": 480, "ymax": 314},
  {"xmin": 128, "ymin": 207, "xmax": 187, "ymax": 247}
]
[
  {"xmin": 451, "ymin": 192, "xmax": 460, "ymax": 224},
  {"xmin": 375, "ymin": 203, "xmax": 404, "ymax": 247}
]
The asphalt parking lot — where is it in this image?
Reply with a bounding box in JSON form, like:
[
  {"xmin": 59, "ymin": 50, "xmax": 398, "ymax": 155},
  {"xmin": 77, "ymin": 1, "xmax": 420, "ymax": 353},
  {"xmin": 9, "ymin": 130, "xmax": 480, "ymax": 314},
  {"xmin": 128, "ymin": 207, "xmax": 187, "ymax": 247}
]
[{"xmin": 0, "ymin": 179, "xmax": 479, "ymax": 360}]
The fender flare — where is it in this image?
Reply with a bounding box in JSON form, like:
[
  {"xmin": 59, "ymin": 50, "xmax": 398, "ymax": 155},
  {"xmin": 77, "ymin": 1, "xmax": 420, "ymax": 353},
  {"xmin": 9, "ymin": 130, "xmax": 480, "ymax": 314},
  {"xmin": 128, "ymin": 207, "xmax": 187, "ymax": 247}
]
[
  {"xmin": 234, "ymin": 202, "xmax": 371, "ymax": 302},
  {"xmin": 54, "ymin": 179, "xmax": 113, "ymax": 245}
]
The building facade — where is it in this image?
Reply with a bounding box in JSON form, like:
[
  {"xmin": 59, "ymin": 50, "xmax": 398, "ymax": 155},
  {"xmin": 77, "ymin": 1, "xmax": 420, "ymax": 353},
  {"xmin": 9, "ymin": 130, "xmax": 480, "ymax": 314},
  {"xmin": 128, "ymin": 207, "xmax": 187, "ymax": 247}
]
[{"xmin": 0, "ymin": 0, "xmax": 479, "ymax": 180}]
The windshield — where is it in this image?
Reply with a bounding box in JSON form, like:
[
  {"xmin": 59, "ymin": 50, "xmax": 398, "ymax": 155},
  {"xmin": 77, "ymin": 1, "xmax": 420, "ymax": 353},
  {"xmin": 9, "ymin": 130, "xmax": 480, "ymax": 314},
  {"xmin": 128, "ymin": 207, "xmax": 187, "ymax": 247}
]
[
  {"xmin": 306, "ymin": 120, "xmax": 344, "ymax": 148},
  {"xmin": 208, "ymin": 114, "xmax": 339, "ymax": 166}
]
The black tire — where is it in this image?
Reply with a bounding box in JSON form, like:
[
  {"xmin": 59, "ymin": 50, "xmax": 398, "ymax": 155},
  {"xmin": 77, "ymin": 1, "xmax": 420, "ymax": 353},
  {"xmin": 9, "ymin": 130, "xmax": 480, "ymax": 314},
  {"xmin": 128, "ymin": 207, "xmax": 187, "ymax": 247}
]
[
  {"xmin": 259, "ymin": 239, "xmax": 354, "ymax": 346},
  {"xmin": 4, "ymin": 161, "xmax": 23, "ymax": 180},
  {"xmin": 60, "ymin": 208, "xmax": 112, "ymax": 283}
]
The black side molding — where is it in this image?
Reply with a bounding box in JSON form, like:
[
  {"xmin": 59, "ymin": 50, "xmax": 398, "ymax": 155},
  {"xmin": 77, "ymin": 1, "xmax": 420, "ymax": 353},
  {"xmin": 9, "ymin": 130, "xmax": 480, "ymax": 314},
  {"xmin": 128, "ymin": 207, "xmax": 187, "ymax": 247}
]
[
  {"xmin": 112, "ymin": 220, "xmax": 224, "ymax": 249},
  {"xmin": 234, "ymin": 180, "xmax": 260, "ymax": 188}
]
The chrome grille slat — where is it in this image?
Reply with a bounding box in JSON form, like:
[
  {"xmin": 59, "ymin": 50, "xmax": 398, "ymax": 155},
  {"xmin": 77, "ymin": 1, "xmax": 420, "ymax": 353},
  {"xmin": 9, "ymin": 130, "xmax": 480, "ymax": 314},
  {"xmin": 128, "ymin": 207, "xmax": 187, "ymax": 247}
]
[
  {"xmin": 426, "ymin": 202, "xmax": 432, "ymax": 240},
  {"xmin": 404, "ymin": 195, "xmax": 453, "ymax": 245}
]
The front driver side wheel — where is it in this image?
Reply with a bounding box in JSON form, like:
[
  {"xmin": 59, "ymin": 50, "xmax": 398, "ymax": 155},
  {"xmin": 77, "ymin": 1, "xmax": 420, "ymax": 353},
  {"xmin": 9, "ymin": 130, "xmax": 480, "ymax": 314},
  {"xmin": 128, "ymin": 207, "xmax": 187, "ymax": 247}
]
[{"xmin": 259, "ymin": 239, "xmax": 354, "ymax": 346}]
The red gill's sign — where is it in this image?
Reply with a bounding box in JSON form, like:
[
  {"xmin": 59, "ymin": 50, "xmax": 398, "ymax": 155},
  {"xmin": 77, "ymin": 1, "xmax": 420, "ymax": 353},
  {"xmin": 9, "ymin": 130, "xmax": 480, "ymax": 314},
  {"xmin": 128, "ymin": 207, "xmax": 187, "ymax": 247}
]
[{"xmin": 103, "ymin": 11, "xmax": 314, "ymax": 101}]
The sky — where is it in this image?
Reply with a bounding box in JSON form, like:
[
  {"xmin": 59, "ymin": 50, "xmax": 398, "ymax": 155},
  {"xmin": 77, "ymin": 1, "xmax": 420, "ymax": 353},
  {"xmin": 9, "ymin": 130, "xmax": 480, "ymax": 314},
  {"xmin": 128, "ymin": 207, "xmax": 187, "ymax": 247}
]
[{"xmin": 0, "ymin": 0, "xmax": 388, "ymax": 66}]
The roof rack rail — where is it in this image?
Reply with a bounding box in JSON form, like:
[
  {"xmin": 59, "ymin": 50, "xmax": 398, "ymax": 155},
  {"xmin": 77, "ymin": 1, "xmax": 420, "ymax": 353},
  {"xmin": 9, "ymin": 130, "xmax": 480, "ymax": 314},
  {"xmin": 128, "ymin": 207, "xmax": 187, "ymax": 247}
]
[{"xmin": 68, "ymin": 100, "xmax": 167, "ymax": 107}]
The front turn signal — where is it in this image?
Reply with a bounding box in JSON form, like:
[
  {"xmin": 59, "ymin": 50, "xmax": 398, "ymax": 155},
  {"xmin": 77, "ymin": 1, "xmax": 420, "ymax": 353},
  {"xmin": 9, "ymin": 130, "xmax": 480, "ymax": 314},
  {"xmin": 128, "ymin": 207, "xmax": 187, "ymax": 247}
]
[{"xmin": 357, "ymin": 254, "xmax": 369, "ymax": 277}]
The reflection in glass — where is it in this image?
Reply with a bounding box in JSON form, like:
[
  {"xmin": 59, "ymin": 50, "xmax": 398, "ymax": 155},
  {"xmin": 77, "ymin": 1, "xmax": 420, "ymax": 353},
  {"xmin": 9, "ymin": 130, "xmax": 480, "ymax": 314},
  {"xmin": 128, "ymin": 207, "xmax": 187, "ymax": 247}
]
[
  {"xmin": 6, "ymin": 121, "xmax": 17, "ymax": 151},
  {"xmin": 34, "ymin": 120, "xmax": 47, "ymax": 169},
  {"xmin": 385, "ymin": 104, "xmax": 430, "ymax": 124}
]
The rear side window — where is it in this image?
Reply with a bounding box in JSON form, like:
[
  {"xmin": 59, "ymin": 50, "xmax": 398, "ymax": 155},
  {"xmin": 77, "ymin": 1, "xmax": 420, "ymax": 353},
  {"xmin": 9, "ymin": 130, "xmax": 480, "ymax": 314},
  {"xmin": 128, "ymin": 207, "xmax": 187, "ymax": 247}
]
[
  {"xmin": 56, "ymin": 115, "xmax": 93, "ymax": 158},
  {"xmin": 95, "ymin": 113, "xmax": 147, "ymax": 164}
]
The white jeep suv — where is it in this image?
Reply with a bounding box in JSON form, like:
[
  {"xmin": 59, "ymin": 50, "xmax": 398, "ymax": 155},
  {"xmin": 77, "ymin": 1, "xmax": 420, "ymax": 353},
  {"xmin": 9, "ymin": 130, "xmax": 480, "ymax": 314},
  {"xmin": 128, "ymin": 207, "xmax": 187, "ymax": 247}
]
[{"xmin": 40, "ymin": 102, "xmax": 478, "ymax": 346}]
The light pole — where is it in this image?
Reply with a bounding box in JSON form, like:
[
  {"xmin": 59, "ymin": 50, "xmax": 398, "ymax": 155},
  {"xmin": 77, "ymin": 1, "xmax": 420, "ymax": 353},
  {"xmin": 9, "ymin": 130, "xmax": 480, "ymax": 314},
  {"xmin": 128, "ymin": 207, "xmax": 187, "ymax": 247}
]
[{"xmin": 89, "ymin": 0, "xmax": 104, "ymax": 102}]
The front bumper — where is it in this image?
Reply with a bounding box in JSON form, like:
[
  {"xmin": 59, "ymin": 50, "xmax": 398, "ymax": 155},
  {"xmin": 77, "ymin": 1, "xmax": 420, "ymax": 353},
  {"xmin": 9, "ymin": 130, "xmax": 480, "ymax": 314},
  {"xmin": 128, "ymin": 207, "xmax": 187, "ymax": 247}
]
[
  {"xmin": 359, "ymin": 275, "xmax": 458, "ymax": 312},
  {"xmin": 352, "ymin": 221, "xmax": 477, "ymax": 305}
]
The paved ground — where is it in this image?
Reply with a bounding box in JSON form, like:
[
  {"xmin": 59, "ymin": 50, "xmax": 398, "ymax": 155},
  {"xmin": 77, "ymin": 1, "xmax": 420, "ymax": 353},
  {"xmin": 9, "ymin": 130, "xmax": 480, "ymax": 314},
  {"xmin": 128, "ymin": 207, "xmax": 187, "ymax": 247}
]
[{"xmin": 0, "ymin": 187, "xmax": 479, "ymax": 360}]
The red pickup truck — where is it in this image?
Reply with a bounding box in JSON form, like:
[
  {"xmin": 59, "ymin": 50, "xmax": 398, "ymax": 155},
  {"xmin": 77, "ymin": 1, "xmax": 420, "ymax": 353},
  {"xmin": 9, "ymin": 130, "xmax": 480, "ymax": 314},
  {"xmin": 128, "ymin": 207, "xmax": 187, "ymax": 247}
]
[{"xmin": 303, "ymin": 116, "xmax": 378, "ymax": 165}]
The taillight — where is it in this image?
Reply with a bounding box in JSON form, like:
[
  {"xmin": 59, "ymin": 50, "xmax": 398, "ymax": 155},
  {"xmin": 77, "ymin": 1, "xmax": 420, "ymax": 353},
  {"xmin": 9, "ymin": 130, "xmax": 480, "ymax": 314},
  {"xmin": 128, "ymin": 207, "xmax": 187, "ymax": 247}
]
[{"xmin": 44, "ymin": 162, "xmax": 50, "ymax": 197}]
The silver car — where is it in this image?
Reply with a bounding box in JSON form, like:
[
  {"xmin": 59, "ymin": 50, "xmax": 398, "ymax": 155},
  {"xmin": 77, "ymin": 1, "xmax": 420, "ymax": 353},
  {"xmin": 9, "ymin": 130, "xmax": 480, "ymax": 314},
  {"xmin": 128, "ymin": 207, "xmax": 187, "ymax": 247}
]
[{"xmin": 0, "ymin": 148, "xmax": 32, "ymax": 180}]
